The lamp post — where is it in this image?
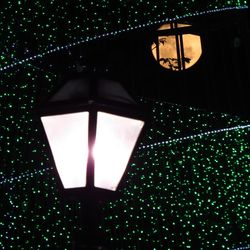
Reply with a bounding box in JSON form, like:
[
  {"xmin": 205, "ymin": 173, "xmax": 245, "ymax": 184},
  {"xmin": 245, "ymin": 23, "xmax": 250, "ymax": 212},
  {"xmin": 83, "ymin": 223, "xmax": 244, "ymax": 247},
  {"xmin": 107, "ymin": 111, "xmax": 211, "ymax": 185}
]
[{"xmin": 39, "ymin": 71, "xmax": 146, "ymax": 248}]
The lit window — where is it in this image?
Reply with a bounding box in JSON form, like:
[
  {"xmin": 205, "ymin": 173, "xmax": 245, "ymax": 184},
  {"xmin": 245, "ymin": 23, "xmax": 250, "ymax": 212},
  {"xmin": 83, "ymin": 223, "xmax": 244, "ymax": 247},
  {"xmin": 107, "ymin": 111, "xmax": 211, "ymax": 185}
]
[{"xmin": 151, "ymin": 23, "xmax": 202, "ymax": 71}]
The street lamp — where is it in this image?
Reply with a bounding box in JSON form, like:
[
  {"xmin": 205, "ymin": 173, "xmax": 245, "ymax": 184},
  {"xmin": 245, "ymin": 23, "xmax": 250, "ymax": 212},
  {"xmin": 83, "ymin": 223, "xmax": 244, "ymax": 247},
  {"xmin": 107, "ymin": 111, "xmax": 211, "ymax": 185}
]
[{"xmin": 39, "ymin": 72, "xmax": 145, "ymax": 195}]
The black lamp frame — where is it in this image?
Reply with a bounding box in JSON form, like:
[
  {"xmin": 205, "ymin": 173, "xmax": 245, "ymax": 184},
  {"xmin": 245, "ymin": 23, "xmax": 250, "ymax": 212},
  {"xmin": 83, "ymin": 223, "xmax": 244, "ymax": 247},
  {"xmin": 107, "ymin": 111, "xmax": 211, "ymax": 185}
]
[{"xmin": 39, "ymin": 90, "xmax": 147, "ymax": 201}]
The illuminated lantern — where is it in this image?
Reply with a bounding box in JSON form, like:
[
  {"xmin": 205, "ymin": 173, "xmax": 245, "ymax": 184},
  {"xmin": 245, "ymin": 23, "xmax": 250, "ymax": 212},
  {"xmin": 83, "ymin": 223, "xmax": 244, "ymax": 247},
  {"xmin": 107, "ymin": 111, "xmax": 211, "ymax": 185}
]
[{"xmin": 39, "ymin": 73, "xmax": 145, "ymax": 193}]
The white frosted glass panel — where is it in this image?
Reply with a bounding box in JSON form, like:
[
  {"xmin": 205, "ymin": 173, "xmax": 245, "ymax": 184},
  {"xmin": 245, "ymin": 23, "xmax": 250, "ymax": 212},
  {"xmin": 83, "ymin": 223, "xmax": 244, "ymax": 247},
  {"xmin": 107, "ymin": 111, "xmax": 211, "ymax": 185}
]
[
  {"xmin": 41, "ymin": 112, "xmax": 89, "ymax": 189},
  {"xmin": 94, "ymin": 112, "xmax": 144, "ymax": 191}
]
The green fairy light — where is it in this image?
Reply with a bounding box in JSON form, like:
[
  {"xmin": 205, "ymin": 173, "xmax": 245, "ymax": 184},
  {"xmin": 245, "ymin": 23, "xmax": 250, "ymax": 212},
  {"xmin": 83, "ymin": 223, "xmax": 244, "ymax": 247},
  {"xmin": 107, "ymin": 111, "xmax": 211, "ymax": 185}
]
[
  {"xmin": 0, "ymin": 1, "xmax": 249, "ymax": 249},
  {"xmin": 101, "ymin": 99, "xmax": 249, "ymax": 249},
  {"xmin": 0, "ymin": 2, "xmax": 248, "ymax": 72}
]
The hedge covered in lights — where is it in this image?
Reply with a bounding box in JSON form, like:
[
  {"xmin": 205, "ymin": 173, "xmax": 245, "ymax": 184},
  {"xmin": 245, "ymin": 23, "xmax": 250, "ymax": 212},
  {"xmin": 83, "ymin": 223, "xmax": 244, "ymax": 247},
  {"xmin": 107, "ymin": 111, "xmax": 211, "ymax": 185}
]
[
  {"xmin": 1, "ymin": 78, "xmax": 249, "ymax": 248},
  {"xmin": 0, "ymin": 0, "xmax": 249, "ymax": 249}
]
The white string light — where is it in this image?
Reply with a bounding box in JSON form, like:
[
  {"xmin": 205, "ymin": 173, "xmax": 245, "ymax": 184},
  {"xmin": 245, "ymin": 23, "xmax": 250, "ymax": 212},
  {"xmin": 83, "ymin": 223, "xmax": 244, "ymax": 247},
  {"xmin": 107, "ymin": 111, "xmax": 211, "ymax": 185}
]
[
  {"xmin": 1, "ymin": 123, "xmax": 249, "ymax": 186},
  {"xmin": 0, "ymin": 167, "xmax": 53, "ymax": 186},
  {"xmin": 0, "ymin": 6, "xmax": 247, "ymax": 73},
  {"xmin": 230, "ymin": 246, "xmax": 250, "ymax": 250},
  {"xmin": 139, "ymin": 124, "xmax": 250, "ymax": 149}
]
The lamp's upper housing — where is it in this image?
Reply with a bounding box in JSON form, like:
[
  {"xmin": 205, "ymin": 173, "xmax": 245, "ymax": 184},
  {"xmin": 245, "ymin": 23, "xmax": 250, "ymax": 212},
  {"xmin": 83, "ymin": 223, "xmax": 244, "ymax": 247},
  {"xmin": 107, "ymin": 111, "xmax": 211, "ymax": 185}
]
[{"xmin": 40, "ymin": 73, "xmax": 145, "ymax": 192}]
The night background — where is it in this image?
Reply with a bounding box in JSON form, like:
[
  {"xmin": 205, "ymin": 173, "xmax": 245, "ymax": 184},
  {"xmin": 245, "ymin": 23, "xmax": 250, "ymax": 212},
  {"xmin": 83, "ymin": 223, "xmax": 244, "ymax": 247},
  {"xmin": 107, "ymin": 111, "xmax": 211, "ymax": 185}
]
[{"xmin": 0, "ymin": 1, "xmax": 249, "ymax": 249}]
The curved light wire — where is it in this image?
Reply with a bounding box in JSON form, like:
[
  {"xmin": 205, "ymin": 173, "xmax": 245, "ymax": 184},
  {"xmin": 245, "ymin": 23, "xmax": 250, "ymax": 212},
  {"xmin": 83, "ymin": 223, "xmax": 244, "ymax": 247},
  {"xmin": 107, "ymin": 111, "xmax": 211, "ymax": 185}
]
[
  {"xmin": 139, "ymin": 124, "xmax": 250, "ymax": 150},
  {"xmin": 0, "ymin": 167, "xmax": 53, "ymax": 186},
  {"xmin": 1, "ymin": 123, "xmax": 249, "ymax": 186},
  {"xmin": 0, "ymin": 6, "xmax": 247, "ymax": 73}
]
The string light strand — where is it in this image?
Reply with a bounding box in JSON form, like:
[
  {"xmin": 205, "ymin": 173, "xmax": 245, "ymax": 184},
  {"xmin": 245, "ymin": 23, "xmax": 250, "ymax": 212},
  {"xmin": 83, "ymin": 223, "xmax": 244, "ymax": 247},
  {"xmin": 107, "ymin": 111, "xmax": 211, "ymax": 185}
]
[{"xmin": 0, "ymin": 6, "xmax": 248, "ymax": 73}]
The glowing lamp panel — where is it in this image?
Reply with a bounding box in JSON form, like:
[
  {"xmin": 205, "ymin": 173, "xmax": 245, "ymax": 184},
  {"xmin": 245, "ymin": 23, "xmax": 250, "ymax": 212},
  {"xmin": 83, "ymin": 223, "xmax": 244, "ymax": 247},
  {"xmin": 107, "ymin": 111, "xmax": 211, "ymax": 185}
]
[
  {"xmin": 41, "ymin": 112, "xmax": 89, "ymax": 189},
  {"xmin": 94, "ymin": 112, "xmax": 144, "ymax": 191}
]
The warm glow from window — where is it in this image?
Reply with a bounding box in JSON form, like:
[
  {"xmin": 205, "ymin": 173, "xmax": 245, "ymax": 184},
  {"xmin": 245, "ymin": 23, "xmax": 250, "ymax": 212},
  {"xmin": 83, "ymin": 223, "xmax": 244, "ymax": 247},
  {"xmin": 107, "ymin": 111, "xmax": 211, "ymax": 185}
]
[{"xmin": 151, "ymin": 23, "xmax": 202, "ymax": 71}]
